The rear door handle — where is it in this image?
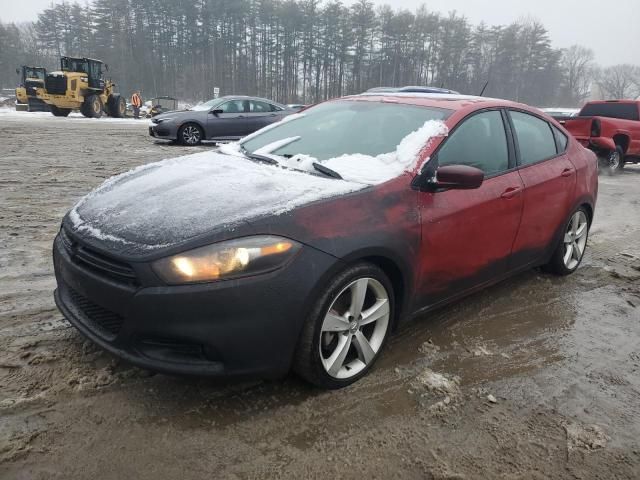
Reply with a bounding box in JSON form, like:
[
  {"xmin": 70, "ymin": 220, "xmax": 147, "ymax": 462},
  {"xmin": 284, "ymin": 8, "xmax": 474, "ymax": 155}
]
[
  {"xmin": 501, "ymin": 187, "xmax": 522, "ymax": 199},
  {"xmin": 561, "ymin": 168, "xmax": 575, "ymax": 177}
]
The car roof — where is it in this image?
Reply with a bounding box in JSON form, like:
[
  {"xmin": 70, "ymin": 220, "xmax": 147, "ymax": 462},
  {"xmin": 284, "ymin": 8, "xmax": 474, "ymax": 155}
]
[
  {"xmin": 344, "ymin": 92, "xmax": 531, "ymax": 114},
  {"xmin": 366, "ymin": 86, "xmax": 460, "ymax": 94}
]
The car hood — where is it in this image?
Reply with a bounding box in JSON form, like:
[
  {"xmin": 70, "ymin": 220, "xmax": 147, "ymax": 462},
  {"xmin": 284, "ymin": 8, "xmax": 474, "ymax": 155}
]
[
  {"xmin": 66, "ymin": 151, "xmax": 366, "ymax": 258},
  {"xmin": 155, "ymin": 110, "xmax": 205, "ymax": 121}
]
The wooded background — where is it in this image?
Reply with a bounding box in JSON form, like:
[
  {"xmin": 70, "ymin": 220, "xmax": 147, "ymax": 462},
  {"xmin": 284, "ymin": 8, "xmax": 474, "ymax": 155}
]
[{"xmin": 1, "ymin": 0, "xmax": 639, "ymax": 106}]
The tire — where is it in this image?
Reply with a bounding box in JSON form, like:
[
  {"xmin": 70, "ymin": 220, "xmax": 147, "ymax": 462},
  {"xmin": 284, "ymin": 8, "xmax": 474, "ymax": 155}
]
[
  {"xmin": 50, "ymin": 105, "xmax": 71, "ymax": 117},
  {"xmin": 81, "ymin": 94, "xmax": 103, "ymax": 118},
  {"xmin": 544, "ymin": 207, "xmax": 590, "ymax": 276},
  {"xmin": 293, "ymin": 263, "xmax": 394, "ymax": 389},
  {"xmin": 599, "ymin": 146, "xmax": 624, "ymax": 176},
  {"xmin": 107, "ymin": 94, "xmax": 126, "ymax": 118},
  {"xmin": 178, "ymin": 123, "xmax": 203, "ymax": 146}
]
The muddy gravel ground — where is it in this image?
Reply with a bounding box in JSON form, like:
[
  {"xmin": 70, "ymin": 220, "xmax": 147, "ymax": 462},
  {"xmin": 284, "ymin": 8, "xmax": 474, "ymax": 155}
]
[{"xmin": 1, "ymin": 113, "xmax": 639, "ymax": 479}]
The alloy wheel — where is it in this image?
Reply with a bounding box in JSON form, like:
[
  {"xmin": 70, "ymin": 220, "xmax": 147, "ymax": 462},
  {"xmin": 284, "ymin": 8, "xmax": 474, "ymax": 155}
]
[
  {"xmin": 563, "ymin": 210, "xmax": 588, "ymax": 270},
  {"xmin": 319, "ymin": 278, "xmax": 390, "ymax": 379},
  {"xmin": 608, "ymin": 150, "xmax": 620, "ymax": 171},
  {"xmin": 182, "ymin": 125, "xmax": 201, "ymax": 145}
]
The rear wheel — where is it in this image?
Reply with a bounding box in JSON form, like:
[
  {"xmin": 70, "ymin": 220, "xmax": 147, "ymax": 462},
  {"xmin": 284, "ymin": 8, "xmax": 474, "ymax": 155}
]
[
  {"xmin": 81, "ymin": 94, "xmax": 103, "ymax": 118},
  {"xmin": 544, "ymin": 207, "xmax": 590, "ymax": 276},
  {"xmin": 178, "ymin": 123, "xmax": 203, "ymax": 146},
  {"xmin": 294, "ymin": 263, "xmax": 393, "ymax": 389},
  {"xmin": 107, "ymin": 94, "xmax": 126, "ymax": 118},
  {"xmin": 599, "ymin": 146, "xmax": 624, "ymax": 175},
  {"xmin": 50, "ymin": 105, "xmax": 71, "ymax": 117}
]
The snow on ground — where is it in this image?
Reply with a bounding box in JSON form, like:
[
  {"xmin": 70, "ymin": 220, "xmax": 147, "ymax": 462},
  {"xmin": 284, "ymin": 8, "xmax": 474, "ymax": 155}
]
[{"xmin": 0, "ymin": 107, "xmax": 151, "ymax": 125}]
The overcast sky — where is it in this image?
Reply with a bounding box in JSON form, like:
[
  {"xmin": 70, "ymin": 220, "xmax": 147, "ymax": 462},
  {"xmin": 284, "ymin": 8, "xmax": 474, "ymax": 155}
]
[{"xmin": 2, "ymin": 0, "xmax": 639, "ymax": 66}]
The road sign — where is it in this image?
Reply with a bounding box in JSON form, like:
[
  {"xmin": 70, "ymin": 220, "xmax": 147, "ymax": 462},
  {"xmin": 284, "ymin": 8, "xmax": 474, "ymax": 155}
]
[{"xmin": 213, "ymin": 87, "xmax": 220, "ymax": 98}]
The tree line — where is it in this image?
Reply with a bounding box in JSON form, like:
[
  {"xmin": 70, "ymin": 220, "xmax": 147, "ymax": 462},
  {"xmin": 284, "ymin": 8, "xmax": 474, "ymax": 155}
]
[{"xmin": 1, "ymin": 0, "xmax": 639, "ymax": 106}]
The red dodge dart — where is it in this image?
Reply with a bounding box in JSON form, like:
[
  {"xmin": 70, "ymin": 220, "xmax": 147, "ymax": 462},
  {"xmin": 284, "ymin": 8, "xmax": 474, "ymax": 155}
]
[{"xmin": 54, "ymin": 91, "xmax": 598, "ymax": 389}]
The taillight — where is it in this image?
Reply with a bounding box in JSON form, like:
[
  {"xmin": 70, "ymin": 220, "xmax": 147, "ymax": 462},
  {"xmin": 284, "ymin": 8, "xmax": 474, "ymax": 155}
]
[{"xmin": 591, "ymin": 118, "xmax": 601, "ymax": 137}]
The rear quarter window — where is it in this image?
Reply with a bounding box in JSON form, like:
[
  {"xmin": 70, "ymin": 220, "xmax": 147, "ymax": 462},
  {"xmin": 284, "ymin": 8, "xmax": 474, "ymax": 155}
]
[{"xmin": 552, "ymin": 125, "xmax": 568, "ymax": 153}]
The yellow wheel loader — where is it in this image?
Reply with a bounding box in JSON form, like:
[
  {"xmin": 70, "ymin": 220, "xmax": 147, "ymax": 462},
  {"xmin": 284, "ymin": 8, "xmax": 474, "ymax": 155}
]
[
  {"xmin": 15, "ymin": 66, "xmax": 49, "ymax": 112},
  {"xmin": 36, "ymin": 57, "xmax": 126, "ymax": 118}
]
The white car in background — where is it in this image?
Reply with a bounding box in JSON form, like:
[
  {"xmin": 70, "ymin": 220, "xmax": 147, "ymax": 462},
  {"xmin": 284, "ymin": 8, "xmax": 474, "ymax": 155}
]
[{"xmin": 540, "ymin": 108, "xmax": 580, "ymax": 122}]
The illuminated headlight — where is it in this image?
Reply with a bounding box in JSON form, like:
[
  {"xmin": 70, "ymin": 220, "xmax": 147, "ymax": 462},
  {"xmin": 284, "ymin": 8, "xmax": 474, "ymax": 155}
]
[{"xmin": 152, "ymin": 236, "xmax": 301, "ymax": 285}]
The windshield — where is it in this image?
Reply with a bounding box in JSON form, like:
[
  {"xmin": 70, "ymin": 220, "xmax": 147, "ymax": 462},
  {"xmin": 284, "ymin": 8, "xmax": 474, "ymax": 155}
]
[
  {"xmin": 25, "ymin": 68, "xmax": 45, "ymax": 80},
  {"xmin": 241, "ymin": 100, "xmax": 451, "ymax": 161},
  {"xmin": 192, "ymin": 98, "xmax": 223, "ymax": 111},
  {"xmin": 61, "ymin": 58, "xmax": 89, "ymax": 74}
]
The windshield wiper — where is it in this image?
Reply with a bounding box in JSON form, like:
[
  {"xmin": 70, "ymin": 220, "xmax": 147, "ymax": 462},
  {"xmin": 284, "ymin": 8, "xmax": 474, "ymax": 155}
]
[
  {"xmin": 312, "ymin": 162, "xmax": 343, "ymax": 180},
  {"xmin": 240, "ymin": 146, "xmax": 279, "ymax": 165}
]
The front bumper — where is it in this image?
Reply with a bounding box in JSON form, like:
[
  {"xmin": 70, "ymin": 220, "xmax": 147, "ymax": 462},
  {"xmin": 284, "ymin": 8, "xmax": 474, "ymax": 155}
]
[
  {"xmin": 149, "ymin": 122, "xmax": 177, "ymax": 140},
  {"xmin": 53, "ymin": 232, "xmax": 339, "ymax": 379}
]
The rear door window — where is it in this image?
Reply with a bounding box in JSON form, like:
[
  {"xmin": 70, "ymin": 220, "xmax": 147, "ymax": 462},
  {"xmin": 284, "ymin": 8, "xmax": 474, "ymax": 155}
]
[
  {"xmin": 249, "ymin": 100, "xmax": 273, "ymax": 113},
  {"xmin": 437, "ymin": 110, "xmax": 510, "ymax": 176},
  {"xmin": 509, "ymin": 111, "xmax": 558, "ymax": 166}
]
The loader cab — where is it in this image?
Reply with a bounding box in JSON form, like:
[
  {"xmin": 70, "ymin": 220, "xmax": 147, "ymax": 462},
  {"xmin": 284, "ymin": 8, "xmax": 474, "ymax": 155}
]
[
  {"xmin": 60, "ymin": 57, "xmax": 106, "ymax": 90},
  {"xmin": 17, "ymin": 66, "xmax": 47, "ymax": 97},
  {"xmin": 18, "ymin": 66, "xmax": 47, "ymax": 86}
]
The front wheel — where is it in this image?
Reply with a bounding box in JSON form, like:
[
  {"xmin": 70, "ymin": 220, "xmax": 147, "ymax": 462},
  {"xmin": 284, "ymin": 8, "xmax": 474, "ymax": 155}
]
[
  {"xmin": 178, "ymin": 123, "xmax": 203, "ymax": 146},
  {"xmin": 81, "ymin": 94, "xmax": 103, "ymax": 118},
  {"xmin": 544, "ymin": 207, "xmax": 590, "ymax": 276},
  {"xmin": 294, "ymin": 263, "xmax": 393, "ymax": 389}
]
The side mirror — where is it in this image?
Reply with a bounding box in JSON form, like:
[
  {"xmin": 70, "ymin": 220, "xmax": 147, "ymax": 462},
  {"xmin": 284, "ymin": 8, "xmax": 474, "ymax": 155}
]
[
  {"xmin": 16, "ymin": 68, "xmax": 20, "ymax": 75},
  {"xmin": 104, "ymin": 64, "xmax": 109, "ymax": 72},
  {"xmin": 210, "ymin": 109, "xmax": 223, "ymax": 116},
  {"xmin": 431, "ymin": 165, "xmax": 484, "ymax": 190}
]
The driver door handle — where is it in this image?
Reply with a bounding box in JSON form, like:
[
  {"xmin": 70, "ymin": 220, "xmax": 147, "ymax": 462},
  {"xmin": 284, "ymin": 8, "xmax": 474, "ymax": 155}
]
[
  {"xmin": 561, "ymin": 168, "xmax": 575, "ymax": 177},
  {"xmin": 501, "ymin": 187, "xmax": 522, "ymax": 199}
]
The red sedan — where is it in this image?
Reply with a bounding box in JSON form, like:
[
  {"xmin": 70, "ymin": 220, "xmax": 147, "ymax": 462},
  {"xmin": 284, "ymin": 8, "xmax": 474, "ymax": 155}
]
[{"xmin": 54, "ymin": 92, "xmax": 598, "ymax": 389}]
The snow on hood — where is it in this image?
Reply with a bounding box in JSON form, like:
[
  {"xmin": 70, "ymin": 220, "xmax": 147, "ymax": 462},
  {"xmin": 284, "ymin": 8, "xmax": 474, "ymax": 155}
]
[
  {"xmin": 69, "ymin": 119, "xmax": 447, "ymax": 250},
  {"xmin": 69, "ymin": 151, "xmax": 365, "ymax": 250}
]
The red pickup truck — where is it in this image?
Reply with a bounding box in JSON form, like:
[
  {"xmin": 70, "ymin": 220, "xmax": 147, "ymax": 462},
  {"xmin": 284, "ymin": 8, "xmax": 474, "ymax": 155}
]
[{"xmin": 563, "ymin": 100, "xmax": 640, "ymax": 175}]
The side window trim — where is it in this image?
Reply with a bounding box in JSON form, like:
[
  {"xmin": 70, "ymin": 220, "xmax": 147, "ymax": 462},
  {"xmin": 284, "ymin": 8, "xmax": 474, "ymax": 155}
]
[
  {"xmin": 429, "ymin": 107, "xmax": 515, "ymax": 180},
  {"xmin": 551, "ymin": 125, "xmax": 569, "ymax": 154},
  {"xmin": 506, "ymin": 109, "xmax": 564, "ymax": 168}
]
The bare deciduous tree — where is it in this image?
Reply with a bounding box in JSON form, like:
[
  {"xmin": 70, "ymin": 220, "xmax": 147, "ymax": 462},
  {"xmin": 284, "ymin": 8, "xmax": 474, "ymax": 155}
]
[{"xmin": 597, "ymin": 64, "xmax": 640, "ymax": 99}]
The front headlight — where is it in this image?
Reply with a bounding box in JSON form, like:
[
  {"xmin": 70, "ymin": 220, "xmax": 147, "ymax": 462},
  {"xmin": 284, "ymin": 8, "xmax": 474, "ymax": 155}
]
[{"xmin": 152, "ymin": 236, "xmax": 301, "ymax": 285}]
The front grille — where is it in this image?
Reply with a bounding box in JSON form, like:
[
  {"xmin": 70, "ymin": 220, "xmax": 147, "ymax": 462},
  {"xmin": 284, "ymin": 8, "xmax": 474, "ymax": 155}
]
[
  {"xmin": 60, "ymin": 229, "xmax": 138, "ymax": 285},
  {"xmin": 66, "ymin": 286, "xmax": 124, "ymax": 340},
  {"xmin": 45, "ymin": 74, "xmax": 67, "ymax": 95}
]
